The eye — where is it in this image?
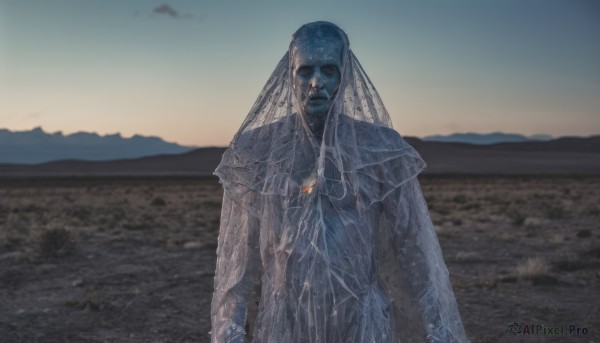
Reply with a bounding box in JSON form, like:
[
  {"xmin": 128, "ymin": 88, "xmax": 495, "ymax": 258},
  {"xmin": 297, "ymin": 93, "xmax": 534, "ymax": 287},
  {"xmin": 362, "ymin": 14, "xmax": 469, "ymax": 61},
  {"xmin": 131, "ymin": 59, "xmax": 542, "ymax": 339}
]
[
  {"xmin": 297, "ymin": 66, "xmax": 312, "ymax": 77},
  {"xmin": 322, "ymin": 65, "xmax": 339, "ymax": 75}
]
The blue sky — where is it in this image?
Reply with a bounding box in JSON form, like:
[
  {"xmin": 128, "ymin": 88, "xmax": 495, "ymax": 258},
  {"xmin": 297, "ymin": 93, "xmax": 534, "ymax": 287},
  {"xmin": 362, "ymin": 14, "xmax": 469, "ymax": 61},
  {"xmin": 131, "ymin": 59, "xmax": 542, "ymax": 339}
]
[{"xmin": 1, "ymin": 0, "xmax": 598, "ymax": 146}]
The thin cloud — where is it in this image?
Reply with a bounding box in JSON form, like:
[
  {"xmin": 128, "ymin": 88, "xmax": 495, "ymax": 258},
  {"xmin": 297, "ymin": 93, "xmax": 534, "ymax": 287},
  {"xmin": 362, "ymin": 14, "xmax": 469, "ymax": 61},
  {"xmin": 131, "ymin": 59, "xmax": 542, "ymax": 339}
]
[
  {"xmin": 152, "ymin": 4, "xmax": 193, "ymax": 20},
  {"xmin": 26, "ymin": 112, "xmax": 42, "ymax": 119}
]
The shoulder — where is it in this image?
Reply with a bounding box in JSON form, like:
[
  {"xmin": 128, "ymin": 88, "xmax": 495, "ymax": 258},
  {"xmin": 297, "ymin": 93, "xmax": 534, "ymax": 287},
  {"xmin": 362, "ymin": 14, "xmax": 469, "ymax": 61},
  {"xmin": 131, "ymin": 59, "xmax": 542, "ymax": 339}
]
[
  {"xmin": 228, "ymin": 114, "xmax": 297, "ymax": 160},
  {"xmin": 337, "ymin": 114, "xmax": 407, "ymax": 149},
  {"xmin": 238, "ymin": 114, "xmax": 296, "ymax": 141}
]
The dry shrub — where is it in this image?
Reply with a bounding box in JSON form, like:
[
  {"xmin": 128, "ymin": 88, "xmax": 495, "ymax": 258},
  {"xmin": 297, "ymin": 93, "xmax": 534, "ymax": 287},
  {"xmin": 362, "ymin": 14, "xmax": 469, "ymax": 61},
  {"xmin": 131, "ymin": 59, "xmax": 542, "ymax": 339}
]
[
  {"xmin": 523, "ymin": 217, "xmax": 543, "ymax": 228},
  {"xmin": 14, "ymin": 204, "xmax": 44, "ymax": 214},
  {"xmin": 32, "ymin": 227, "xmax": 76, "ymax": 258},
  {"xmin": 508, "ymin": 209, "xmax": 527, "ymax": 226},
  {"xmin": 151, "ymin": 196, "xmax": 167, "ymax": 207},
  {"xmin": 455, "ymin": 251, "xmax": 483, "ymax": 263},
  {"xmin": 497, "ymin": 232, "xmax": 517, "ymax": 243},
  {"xmin": 476, "ymin": 216, "xmax": 491, "ymax": 223},
  {"xmin": 543, "ymin": 203, "xmax": 565, "ymax": 219},
  {"xmin": 576, "ymin": 229, "xmax": 592, "ymax": 238},
  {"xmin": 581, "ymin": 245, "xmax": 600, "ymax": 259},
  {"xmin": 435, "ymin": 207, "xmax": 451, "ymax": 216},
  {"xmin": 0, "ymin": 204, "xmax": 8, "ymax": 225},
  {"xmin": 434, "ymin": 226, "xmax": 452, "ymax": 238},
  {"xmin": 584, "ymin": 206, "xmax": 599, "ymax": 216},
  {"xmin": 516, "ymin": 257, "xmax": 549, "ymax": 280},
  {"xmin": 0, "ymin": 212, "xmax": 31, "ymax": 250},
  {"xmin": 451, "ymin": 194, "xmax": 467, "ymax": 204},
  {"xmin": 498, "ymin": 274, "xmax": 518, "ymax": 283},
  {"xmin": 554, "ymin": 258, "xmax": 588, "ymax": 272},
  {"xmin": 460, "ymin": 202, "xmax": 481, "ymax": 211},
  {"xmin": 484, "ymin": 195, "xmax": 506, "ymax": 205},
  {"xmin": 65, "ymin": 291, "xmax": 101, "ymax": 313},
  {"xmin": 202, "ymin": 200, "xmax": 222, "ymax": 209},
  {"xmin": 123, "ymin": 222, "xmax": 149, "ymax": 231},
  {"xmin": 66, "ymin": 207, "xmax": 91, "ymax": 223},
  {"xmin": 548, "ymin": 233, "xmax": 566, "ymax": 244}
]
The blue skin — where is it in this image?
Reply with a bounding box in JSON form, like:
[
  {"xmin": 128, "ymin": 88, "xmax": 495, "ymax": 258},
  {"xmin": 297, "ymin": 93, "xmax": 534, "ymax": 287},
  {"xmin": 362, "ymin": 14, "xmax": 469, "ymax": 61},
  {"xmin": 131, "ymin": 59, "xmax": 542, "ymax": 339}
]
[{"xmin": 292, "ymin": 38, "xmax": 343, "ymax": 140}]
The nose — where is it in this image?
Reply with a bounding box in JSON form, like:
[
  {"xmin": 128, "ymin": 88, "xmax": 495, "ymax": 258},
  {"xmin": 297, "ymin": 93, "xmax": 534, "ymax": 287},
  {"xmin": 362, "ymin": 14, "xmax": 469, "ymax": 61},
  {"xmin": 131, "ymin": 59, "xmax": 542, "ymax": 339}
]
[{"xmin": 310, "ymin": 70, "xmax": 324, "ymax": 90}]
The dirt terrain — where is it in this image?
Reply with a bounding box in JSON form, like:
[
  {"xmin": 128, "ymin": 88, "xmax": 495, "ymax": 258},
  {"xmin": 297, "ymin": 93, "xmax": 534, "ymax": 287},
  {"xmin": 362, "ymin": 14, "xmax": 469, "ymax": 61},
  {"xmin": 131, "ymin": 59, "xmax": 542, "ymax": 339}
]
[{"xmin": 0, "ymin": 176, "xmax": 598, "ymax": 343}]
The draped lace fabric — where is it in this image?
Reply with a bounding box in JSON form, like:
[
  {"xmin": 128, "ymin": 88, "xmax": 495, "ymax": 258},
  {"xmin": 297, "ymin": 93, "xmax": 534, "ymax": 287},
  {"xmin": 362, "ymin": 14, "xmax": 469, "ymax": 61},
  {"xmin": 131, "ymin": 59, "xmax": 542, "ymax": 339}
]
[{"xmin": 211, "ymin": 45, "xmax": 468, "ymax": 342}]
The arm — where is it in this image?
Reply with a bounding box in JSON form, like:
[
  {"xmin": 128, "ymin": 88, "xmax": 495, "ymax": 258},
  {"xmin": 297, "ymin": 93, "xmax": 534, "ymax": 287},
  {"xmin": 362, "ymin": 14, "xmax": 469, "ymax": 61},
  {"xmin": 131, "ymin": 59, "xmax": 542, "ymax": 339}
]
[
  {"xmin": 383, "ymin": 178, "xmax": 468, "ymax": 343},
  {"xmin": 211, "ymin": 190, "xmax": 261, "ymax": 343}
]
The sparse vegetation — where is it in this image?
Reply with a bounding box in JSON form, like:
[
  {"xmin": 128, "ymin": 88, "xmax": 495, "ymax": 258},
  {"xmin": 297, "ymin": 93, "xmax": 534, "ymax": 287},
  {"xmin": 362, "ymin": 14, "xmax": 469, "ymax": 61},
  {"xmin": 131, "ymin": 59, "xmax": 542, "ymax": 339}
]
[
  {"xmin": 584, "ymin": 206, "xmax": 599, "ymax": 216},
  {"xmin": 543, "ymin": 203, "xmax": 565, "ymax": 219},
  {"xmin": 123, "ymin": 222, "xmax": 148, "ymax": 231},
  {"xmin": 14, "ymin": 204, "xmax": 45, "ymax": 213},
  {"xmin": 435, "ymin": 207, "xmax": 450, "ymax": 216},
  {"xmin": 32, "ymin": 227, "xmax": 76, "ymax": 258},
  {"xmin": 460, "ymin": 202, "xmax": 481, "ymax": 211},
  {"xmin": 0, "ymin": 176, "xmax": 597, "ymax": 342},
  {"xmin": 66, "ymin": 207, "xmax": 91, "ymax": 223},
  {"xmin": 508, "ymin": 209, "xmax": 527, "ymax": 226},
  {"xmin": 434, "ymin": 225, "xmax": 452, "ymax": 238},
  {"xmin": 516, "ymin": 257, "xmax": 549, "ymax": 280},
  {"xmin": 483, "ymin": 195, "xmax": 506, "ymax": 205},
  {"xmin": 65, "ymin": 291, "xmax": 101, "ymax": 313},
  {"xmin": 452, "ymin": 194, "xmax": 467, "ymax": 204},
  {"xmin": 554, "ymin": 258, "xmax": 589, "ymax": 272},
  {"xmin": 576, "ymin": 229, "xmax": 592, "ymax": 238},
  {"xmin": 455, "ymin": 251, "xmax": 483, "ymax": 263},
  {"xmin": 581, "ymin": 245, "xmax": 600, "ymax": 259},
  {"xmin": 0, "ymin": 205, "xmax": 8, "ymax": 225},
  {"xmin": 151, "ymin": 196, "xmax": 167, "ymax": 206},
  {"xmin": 202, "ymin": 200, "xmax": 222, "ymax": 209}
]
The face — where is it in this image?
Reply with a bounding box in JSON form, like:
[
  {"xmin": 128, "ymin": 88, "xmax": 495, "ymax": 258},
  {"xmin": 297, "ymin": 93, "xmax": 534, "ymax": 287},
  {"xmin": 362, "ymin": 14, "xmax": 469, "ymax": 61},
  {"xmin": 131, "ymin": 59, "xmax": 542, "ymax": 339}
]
[{"xmin": 292, "ymin": 38, "xmax": 343, "ymax": 125}]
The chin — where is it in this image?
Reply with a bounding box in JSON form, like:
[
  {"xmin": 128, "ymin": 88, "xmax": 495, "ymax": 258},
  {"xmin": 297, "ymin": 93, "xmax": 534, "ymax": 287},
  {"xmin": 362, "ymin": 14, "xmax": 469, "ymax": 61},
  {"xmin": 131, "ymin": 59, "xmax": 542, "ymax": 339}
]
[{"xmin": 305, "ymin": 105, "xmax": 330, "ymax": 119}]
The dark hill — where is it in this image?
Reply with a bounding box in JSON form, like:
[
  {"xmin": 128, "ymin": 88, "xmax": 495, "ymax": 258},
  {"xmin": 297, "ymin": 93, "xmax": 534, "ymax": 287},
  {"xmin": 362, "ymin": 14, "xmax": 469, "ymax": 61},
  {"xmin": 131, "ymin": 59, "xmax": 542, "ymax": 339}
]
[{"xmin": 1, "ymin": 137, "xmax": 599, "ymax": 176}]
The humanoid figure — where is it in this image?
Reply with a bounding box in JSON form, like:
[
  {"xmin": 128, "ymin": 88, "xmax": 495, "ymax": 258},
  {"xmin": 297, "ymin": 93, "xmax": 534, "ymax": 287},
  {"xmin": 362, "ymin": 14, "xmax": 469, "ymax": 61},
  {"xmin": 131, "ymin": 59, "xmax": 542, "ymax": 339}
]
[{"xmin": 211, "ymin": 21, "xmax": 468, "ymax": 343}]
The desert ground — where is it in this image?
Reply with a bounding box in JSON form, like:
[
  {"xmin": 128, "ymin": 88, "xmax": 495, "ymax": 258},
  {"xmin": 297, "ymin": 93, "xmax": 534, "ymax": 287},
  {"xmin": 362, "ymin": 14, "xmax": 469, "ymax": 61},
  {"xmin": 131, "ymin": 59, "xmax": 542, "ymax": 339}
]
[{"xmin": 0, "ymin": 176, "xmax": 598, "ymax": 343}]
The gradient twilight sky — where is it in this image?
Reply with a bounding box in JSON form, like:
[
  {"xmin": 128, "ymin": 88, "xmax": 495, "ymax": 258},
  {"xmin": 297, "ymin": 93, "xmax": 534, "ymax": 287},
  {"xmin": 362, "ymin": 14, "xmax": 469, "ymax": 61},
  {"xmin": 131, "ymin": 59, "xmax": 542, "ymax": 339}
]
[{"xmin": 1, "ymin": 0, "xmax": 599, "ymax": 146}]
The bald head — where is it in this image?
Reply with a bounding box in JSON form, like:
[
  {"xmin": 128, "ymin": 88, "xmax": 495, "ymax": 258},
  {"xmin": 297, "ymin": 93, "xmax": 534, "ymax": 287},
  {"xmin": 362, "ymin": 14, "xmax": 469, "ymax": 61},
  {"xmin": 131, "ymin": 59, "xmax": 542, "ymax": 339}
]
[{"xmin": 290, "ymin": 22, "xmax": 348, "ymax": 138}]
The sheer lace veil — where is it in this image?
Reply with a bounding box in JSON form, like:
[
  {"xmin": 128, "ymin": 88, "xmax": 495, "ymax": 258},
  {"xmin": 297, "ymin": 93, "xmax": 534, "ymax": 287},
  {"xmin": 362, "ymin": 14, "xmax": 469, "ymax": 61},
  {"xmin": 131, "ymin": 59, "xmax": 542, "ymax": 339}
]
[{"xmin": 215, "ymin": 21, "xmax": 425, "ymax": 204}]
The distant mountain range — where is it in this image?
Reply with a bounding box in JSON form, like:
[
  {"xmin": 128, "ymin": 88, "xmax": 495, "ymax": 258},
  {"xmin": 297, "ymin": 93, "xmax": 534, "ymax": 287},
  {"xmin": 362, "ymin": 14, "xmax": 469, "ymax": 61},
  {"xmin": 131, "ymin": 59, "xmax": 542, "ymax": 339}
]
[
  {"xmin": 0, "ymin": 127, "xmax": 196, "ymax": 164},
  {"xmin": 1, "ymin": 136, "xmax": 599, "ymax": 176},
  {"xmin": 422, "ymin": 132, "xmax": 554, "ymax": 144},
  {"xmin": 1, "ymin": 128, "xmax": 598, "ymax": 175}
]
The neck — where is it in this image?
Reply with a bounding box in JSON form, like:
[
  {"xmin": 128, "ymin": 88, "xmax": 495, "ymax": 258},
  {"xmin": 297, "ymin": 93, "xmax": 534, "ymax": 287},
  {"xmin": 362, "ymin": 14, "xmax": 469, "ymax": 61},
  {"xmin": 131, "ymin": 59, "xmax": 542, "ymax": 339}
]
[{"xmin": 308, "ymin": 117, "xmax": 325, "ymax": 142}]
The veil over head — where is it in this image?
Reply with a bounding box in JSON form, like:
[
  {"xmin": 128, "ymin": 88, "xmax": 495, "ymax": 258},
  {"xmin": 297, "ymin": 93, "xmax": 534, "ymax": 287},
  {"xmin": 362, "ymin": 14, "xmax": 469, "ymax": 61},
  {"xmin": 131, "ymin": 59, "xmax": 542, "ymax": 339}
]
[
  {"xmin": 217, "ymin": 21, "xmax": 425, "ymax": 204},
  {"xmin": 212, "ymin": 21, "xmax": 468, "ymax": 343}
]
